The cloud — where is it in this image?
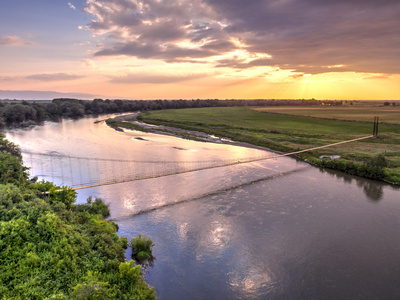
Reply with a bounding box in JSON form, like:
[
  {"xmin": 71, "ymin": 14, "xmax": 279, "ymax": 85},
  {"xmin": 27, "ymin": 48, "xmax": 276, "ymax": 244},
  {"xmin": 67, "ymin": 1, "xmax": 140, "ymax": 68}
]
[
  {"xmin": 289, "ymin": 73, "xmax": 304, "ymax": 79},
  {"xmin": 26, "ymin": 73, "xmax": 85, "ymax": 82},
  {"xmin": 0, "ymin": 76, "xmax": 20, "ymax": 81},
  {"xmin": 68, "ymin": 2, "xmax": 76, "ymax": 10},
  {"xmin": 82, "ymin": 59, "xmax": 95, "ymax": 67},
  {"xmin": 0, "ymin": 35, "xmax": 35, "ymax": 46},
  {"xmin": 363, "ymin": 74, "xmax": 391, "ymax": 80},
  {"xmin": 84, "ymin": 0, "xmax": 400, "ymax": 75},
  {"xmin": 215, "ymin": 58, "xmax": 273, "ymax": 69},
  {"xmin": 85, "ymin": 0, "xmax": 235, "ymax": 62},
  {"xmin": 109, "ymin": 72, "xmax": 208, "ymax": 84}
]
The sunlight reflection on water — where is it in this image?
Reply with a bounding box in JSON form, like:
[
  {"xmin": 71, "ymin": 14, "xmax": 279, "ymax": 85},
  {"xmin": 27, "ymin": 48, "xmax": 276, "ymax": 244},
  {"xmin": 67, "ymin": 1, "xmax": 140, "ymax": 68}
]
[{"xmin": 5, "ymin": 115, "xmax": 400, "ymax": 299}]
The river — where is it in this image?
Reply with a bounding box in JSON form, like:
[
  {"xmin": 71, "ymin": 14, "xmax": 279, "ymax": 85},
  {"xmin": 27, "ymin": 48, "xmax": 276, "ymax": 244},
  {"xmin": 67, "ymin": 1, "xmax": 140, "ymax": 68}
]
[{"xmin": 5, "ymin": 114, "xmax": 400, "ymax": 299}]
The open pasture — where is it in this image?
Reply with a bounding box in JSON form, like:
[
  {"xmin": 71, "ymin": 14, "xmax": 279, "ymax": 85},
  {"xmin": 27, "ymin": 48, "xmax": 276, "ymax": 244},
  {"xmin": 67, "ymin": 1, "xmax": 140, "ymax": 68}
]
[
  {"xmin": 254, "ymin": 103, "xmax": 400, "ymax": 124},
  {"xmin": 140, "ymin": 106, "xmax": 400, "ymax": 183}
]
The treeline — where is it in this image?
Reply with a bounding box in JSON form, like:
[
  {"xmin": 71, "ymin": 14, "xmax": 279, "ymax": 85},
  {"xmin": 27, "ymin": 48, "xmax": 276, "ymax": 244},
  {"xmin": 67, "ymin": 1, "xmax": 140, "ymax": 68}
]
[
  {"xmin": 0, "ymin": 132, "xmax": 156, "ymax": 299},
  {"xmin": 0, "ymin": 98, "xmax": 342, "ymax": 127}
]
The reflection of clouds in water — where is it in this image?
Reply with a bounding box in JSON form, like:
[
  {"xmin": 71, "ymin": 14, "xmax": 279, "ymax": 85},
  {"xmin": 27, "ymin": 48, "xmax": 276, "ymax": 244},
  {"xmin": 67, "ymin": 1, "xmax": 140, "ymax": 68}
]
[
  {"xmin": 113, "ymin": 157, "xmax": 400, "ymax": 299},
  {"xmin": 208, "ymin": 221, "xmax": 232, "ymax": 249},
  {"xmin": 176, "ymin": 222, "xmax": 189, "ymax": 241},
  {"xmin": 193, "ymin": 219, "xmax": 234, "ymax": 259},
  {"xmin": 228, "ymin": 270, "xmax": 273, "ymax": 296},
  {"xmin": 122, "ymin": 194, "xmax": 138, "ymax": 211},
  {"xmin": 170, "ymin": 189, "xmax": 278, "ymax": 297},
  {"xmin": 107, "ymin": 160, "xmax": 298, "ymax": 219}
]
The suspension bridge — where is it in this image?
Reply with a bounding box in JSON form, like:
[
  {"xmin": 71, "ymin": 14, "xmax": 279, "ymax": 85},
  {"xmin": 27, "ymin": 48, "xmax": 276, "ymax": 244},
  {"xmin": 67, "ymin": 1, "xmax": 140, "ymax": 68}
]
[{"xmin": 22, "ymin": 135, "xmax": 374, "ymax": 190}]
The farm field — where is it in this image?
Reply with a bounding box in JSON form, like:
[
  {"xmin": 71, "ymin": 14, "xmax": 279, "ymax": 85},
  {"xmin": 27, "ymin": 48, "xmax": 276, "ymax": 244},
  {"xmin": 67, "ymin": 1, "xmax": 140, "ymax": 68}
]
[
  {"xmin": 138, "ymin": 106, "xmax": 400, "ymax": 184},
  {"xmin": 254, "ymin": 103, "xmax": 400, "ymax": 124}
]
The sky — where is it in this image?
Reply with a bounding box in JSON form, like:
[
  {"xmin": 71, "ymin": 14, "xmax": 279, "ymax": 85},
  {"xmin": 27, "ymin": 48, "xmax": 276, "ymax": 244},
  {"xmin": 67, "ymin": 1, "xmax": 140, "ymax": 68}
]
[{"xmin": 0, "ymin": 0, "xmax": 399, "ymax": 100}]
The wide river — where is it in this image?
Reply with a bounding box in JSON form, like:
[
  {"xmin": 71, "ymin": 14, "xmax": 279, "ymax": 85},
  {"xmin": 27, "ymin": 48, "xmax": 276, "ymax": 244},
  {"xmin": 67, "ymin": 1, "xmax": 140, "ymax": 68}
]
[{"xmin": 5, "ymin": 114, "xmax": 400, "ymax": 299}]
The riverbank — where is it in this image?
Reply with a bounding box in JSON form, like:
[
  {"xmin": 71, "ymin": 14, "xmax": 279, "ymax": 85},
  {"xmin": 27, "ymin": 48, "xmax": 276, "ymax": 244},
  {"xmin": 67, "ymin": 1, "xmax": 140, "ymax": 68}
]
[
  {"xmin": 106, "ymin": 113, "xmax": 284, "ymax": 154},
  {"xmin": 106, "ymin": 107, "xmax": 400, "ymax": 185}
]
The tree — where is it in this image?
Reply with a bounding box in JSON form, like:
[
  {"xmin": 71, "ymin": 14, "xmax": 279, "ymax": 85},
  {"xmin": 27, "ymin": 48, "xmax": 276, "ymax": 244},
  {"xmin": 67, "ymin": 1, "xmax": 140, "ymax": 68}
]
[
  {"xmin": 3, "ymin": 104, "xmax": 37, "ymax": 123},
  {"xmin": 363, "ymin": 154, "xmax": 388, "ymax": 179},
  {"xmin": 0, "ymin": 153, "xmax": 28, "ymax": 184},
  {"xmin": 0, "ymin": 132, "xmax": 22, "ymax": 159}
]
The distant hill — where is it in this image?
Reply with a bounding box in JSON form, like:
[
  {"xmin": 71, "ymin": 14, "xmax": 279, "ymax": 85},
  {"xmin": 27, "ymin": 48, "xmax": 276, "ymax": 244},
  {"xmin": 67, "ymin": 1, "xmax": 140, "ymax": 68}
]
[{"xmin": 0, "ymin": 90, "xmax": 100, "ymax": 100}]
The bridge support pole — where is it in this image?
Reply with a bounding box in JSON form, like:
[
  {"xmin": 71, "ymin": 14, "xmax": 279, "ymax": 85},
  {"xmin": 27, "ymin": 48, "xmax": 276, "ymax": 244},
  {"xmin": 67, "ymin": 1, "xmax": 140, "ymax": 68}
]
[{"xmin": 373, "ymin": 116, "xmax": 379, "ymax": 138}]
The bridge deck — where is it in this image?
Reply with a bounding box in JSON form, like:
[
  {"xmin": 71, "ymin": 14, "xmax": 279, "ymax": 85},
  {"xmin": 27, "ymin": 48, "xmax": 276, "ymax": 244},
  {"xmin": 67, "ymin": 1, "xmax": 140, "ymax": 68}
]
[{"xmin": 23, "ymin": 135, "xmax": 374, "ymax": 190}]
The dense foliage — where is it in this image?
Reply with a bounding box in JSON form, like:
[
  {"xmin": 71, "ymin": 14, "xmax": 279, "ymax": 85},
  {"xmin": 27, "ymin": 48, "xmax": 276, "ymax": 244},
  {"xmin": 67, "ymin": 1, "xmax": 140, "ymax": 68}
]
[
  {"xmin": 0, "ymin": 135, "xmax": 156, "ymax": 299},
  {"xmin": 0, "ymin": 98, "xmax": 340, "ymax": 127},
  {"xmin": 310, "ymin": 154, "xmax": 389, "ymax": 180},
  {"xmin": 131, "ymin": 235, "xmax": 155, "ymax": 262}
]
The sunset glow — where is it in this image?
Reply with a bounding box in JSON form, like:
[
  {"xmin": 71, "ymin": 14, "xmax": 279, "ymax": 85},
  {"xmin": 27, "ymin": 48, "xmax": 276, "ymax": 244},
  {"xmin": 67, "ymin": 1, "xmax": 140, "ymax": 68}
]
[{"xmin": 0, "ymin": 0, "xmax": 399, "ymax": 100}]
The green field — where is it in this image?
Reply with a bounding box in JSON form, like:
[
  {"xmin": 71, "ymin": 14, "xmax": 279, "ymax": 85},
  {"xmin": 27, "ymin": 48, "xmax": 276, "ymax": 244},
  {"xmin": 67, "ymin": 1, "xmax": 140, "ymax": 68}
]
[
  {"xmin": 138, "ymin": 106, "xmax": 400, "ymax": 184},
  {"xmin": 254, "ymin": 104, "xmax": 400, "ymax": 124}
]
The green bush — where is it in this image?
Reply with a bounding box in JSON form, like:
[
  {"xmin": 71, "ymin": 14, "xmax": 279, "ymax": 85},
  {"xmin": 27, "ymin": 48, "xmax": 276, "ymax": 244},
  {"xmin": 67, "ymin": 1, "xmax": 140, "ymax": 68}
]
[
  {"xmin": 364, "ymin": 154, "xmax": 388, "ymax": 179},
  {"xmin": 0, "ymin": 153, "xmax": 28, "ymax": 185},
  {"xmin": 131, "ymin": 234, "xmax": 155, "ymax": 263},
  {"xmin": 72, "ymin": 272, "xmax": 115, "ymax": 299},
  {"xmin": 313, "ymin": 153, "xmax": 390, "ymax": 181},
  {"xmin": 0, "ymin": 132, "xmax": 22, "ymax": 159},
  {"xmin": 34, "ymin": 181, "xmax": 77, "ymax": 209},
  {"xmin": 74, "ymin": 196, "xmax": 110, "ymax": 219}
]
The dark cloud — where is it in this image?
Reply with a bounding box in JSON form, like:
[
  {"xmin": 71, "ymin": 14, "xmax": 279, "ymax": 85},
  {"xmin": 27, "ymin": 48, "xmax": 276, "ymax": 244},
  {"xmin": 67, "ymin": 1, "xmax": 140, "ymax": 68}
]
[
  {"xmin": 205, "ymin": 0, "xmax": 400, "ymax": 74},
  {"xmin": 94, "ymin": 41, "xmax": 216, "ymax": 61},
  {"xmin": 216, "ymin": 58, "xmax": 274, "ymax": 69},
  {"xmin": 86, "ymin": 0, "xmax": 231, "ymax": 61},
  {"xmin": 26, "ymin": 73, "xmax": 85, "ymax": 81},
  {"xmin": 85, "ymin": 0, "xmax": 400, "ymax": 74}
]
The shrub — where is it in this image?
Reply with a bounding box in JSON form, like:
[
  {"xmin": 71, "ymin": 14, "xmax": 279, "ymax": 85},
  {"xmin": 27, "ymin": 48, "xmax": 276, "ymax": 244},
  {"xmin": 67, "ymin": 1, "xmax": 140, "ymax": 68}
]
[
  {"xmin": 313, "ymin": 154, "xmax": 390, "ymax": 181},
  {"xmin": 0, "ymin": 153, "xmax": 28, "ymax": 184},
  {"xmin": 363, "ymin": 154, "xmax": 388, "ymax": 179},
  {"xmin": 72, "ymin": 272, "xmax": 115, "ymax": 300},
  {"xmin": 34, "ymin": 181, "xmax": 77, "ymax": 209},
  {"xmin": 131, "ymin": 234, "xmax": 155, "ymax": 263},
  {"xmin": 90, "ymin": 197, "xmax": 110, "ymax": 218},
  {"xmin": 74, "ymin": 197, "xmax": 110, "ymax": 219},
  {"xmin": 0, "ymin": 132, "xmax": 22, "ymax": 159}
]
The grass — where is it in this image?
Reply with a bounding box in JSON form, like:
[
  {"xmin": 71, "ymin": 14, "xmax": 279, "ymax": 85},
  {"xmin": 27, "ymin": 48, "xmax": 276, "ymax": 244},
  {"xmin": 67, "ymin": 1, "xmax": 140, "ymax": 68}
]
[
  {"xmin": 138, "ymin": 106, "xmax": 400, "ymax": 184},
  {"xmin": 254, "ymin": 103, "xmax": 400, "ymax": 124}
]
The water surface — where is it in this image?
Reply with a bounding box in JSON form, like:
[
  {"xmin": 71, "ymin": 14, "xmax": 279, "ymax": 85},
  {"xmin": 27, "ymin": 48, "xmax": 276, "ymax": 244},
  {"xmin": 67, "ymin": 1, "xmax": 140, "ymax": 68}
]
[{"xmin": 5, "ymin": 115, "xmax": 400, "ymax": 299}]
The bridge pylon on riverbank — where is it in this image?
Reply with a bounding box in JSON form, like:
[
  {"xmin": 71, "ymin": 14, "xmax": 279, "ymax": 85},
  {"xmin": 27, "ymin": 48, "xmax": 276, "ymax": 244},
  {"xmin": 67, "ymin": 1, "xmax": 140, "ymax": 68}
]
[{"xmin": 373, "ymin": 116, "xmax": 379, "ymax": 138}]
